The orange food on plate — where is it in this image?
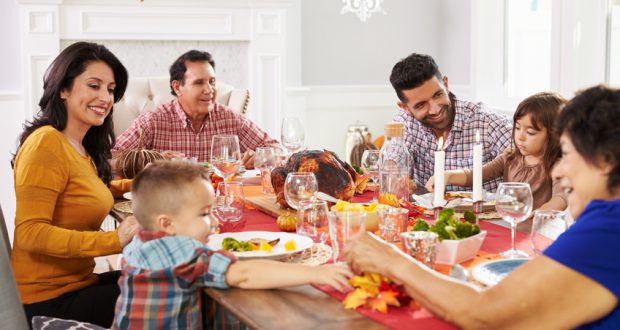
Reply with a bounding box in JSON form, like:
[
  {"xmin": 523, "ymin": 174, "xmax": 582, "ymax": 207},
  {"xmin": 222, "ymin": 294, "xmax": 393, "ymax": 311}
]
[
  {"xmin": 259, "ymin": 241, "xmax": 272, "ymax": 253},
  {"xmin": 284, "ymin": 239, "xmax": 296, "ymax": 251}
]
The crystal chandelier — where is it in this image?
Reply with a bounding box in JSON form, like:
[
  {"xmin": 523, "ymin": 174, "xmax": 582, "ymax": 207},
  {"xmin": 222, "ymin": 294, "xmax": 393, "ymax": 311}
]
[{"xmin": 340, "ymin": 0, "xmax": 386, "ymax": 23}]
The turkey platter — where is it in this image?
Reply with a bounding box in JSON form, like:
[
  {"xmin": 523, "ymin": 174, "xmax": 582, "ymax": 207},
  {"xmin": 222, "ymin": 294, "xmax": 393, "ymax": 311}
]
[{"xmin": 271, "ymin": 150, "xmax": 367, "ymax": 208}]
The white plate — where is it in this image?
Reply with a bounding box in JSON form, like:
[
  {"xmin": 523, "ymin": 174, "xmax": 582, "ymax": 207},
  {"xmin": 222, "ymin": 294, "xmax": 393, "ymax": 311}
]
[
  {"xmin": 232, "ymin": 169, "xmax": 261, "ymax": 185},
  {"xmin": 207, "ymin": 231, "xmax": 313, "ymax": 260},
  {"xmin": 472, "ymin": 258, "xmax": 528, "ymax": 286},
  {"xmin": 123, "ymin": 192, "xmax": 132, "ymax": 200}
]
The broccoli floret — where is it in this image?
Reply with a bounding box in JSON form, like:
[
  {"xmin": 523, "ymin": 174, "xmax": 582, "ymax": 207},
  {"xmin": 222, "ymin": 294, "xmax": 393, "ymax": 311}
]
[
  {"xmin": 455, "ymin": 221, "xmax": 474, "ymax": 238},
  {"xmin": 472, "ymin": 224, "xmax": 481, "ymax": 236},
  {"xmin": 412, "ymin": 219, "xmax": 431, "ymax": 231},
  {"xmin": 222, "ymin": 237, "xmax": 240, "ymax": 251},
  {"xmin": 429, "ymin": 220, "xmax": 458, "ymax": 241},
  {"xmin": 438, "ymin": 208, "xmax": 455, "ymax": 223},
  {"xmin": 463, "ymin": 210, "xmax": 476, "ymax": 224},
  {"xmin": 444, "ymin": 225, "xmax": 459, "ymax": 240}
]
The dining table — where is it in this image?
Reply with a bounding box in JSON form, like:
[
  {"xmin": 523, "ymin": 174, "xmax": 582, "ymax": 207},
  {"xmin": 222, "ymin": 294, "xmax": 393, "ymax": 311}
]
[{"xmin": 111, "ymin": 181, "xmax": 554, "ymax": 330}]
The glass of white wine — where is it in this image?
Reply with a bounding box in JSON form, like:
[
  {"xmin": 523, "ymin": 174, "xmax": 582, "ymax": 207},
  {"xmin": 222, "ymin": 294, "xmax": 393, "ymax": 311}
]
[
  {"xmin": 495, "ymin": 182, "xmax": 533, "ymax": 258},
  {"xmin": 281, "ymin": 117, "xmax": 305, "ymax": 158},
  {"xmin": 210, "ymin": 134, "xmax": 241, "ymax": 190}
]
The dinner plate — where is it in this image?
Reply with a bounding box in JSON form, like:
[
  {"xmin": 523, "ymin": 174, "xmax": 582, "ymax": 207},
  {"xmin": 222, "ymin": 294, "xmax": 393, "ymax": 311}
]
[
  {"xmin": 472, "ymin": 258, "xmax": 528, "ymax": 286},
  {"xmin": 415, "ymin": 191, "xmax": 496, "ymax": 212},
  {"xmin": 207, "ymin": 231, "xmax": 313, "ymax": 260},
  {"xmin": 123, "ymin": 192, "xmax": 132, "ymax": 200},
  {"xmin": 232, "ymin": 169, "xmax": 261, "ymax": 185}
]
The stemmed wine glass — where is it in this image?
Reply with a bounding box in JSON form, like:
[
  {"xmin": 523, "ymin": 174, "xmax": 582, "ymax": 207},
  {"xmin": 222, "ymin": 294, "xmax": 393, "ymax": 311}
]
[
  {"xmin": 297, "ymin": 200, "xmax": 329, "ymax": 264},
  {"xmin": 254, "ymin": 147, "xmax": 277, "ymax": 194},
  {"xmin": 281, "ymin": 117, "xmax": 305, "ymax": 158},
  {"xmin": 530, "ymin": 210, "xmax": 567, "ymax": 255},
  {"xmin": 210, "ymin": 134, "xmax": 241, "ymax": 190},
  {"xmin": 284, "ymin": 172, "xmax": 318, "ymax": 210},
  {"xmin": 495, "ymin": 182, "xmax": 533, "ymax": 258},
  {"xmin": 361, "ymin": 150, "xmax": 381, "ymax": 201}
]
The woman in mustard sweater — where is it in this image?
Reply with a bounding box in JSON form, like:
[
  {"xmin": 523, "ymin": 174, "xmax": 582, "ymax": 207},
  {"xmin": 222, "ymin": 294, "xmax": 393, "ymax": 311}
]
[{"xmin": 11, "ymin": 42, "xmax": 139, "ymax": 327}]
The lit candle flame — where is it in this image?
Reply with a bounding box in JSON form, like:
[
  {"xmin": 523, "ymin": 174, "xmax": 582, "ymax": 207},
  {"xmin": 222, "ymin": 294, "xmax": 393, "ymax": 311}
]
[
  {"xmin": 437, "ymin": 137, "xmax": 444, "ymax": 150},
  {"xmin": 475, "ymin": 130, "xmax": 480, "ymax": 144}
]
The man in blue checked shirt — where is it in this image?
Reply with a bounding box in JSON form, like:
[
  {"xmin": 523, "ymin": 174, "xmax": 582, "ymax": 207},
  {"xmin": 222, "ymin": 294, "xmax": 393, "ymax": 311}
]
[{"xmin": 390, "ymin": 53, "xmax": 512, "ymax": 192}]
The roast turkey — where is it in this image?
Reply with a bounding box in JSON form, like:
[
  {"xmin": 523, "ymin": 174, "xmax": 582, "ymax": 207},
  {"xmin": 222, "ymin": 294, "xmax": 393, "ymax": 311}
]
[{"xmin": 271, "ymin": 150, "xmax": 366, "ymax": 208}]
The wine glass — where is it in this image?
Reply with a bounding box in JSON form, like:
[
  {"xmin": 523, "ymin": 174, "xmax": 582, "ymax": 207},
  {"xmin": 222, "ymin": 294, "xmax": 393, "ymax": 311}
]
[
  {"xmin": 530, "ymin": 210, "xmax": 567, "ymax": 255},
  {"xmin": 495, "ymin": 182, "xmax": 533, "ymax": 258},
  {"xmin": 361, "ymin": 150, "xmax": 381, "ymax": 200},
  {"xmin": 297, "ymin": 200, "xmax": 329, "ymax": 264},
  {"xmin": 281, "ymin": 117, "xmax": 305, "ymax": 157},
  {"xmin": 254, "ymin": 147, "xmax": 277, "ymax": 194},
  {"xmin": 210, "ymin": 135, "xmax": 241, "ymax": 190},
  {"xmin": 283, "ymin": 172, "xmax": 318, "ymax": 210}
]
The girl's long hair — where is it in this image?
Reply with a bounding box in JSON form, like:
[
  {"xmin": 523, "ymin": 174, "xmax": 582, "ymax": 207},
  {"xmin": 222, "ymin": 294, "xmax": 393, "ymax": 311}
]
[
  {"xmin": 13, "ymin": 42, "xmax": 128, "ymax": 183},
  {"xmin": 507, "ymin": 92, "xmax": 566, "ymax": 174}
]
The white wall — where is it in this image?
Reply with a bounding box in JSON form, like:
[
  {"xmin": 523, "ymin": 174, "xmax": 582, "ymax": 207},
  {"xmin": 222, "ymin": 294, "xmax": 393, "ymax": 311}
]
[{"xmin": 0, "ymin": 1, "xmax": 23, "ymax": 244}]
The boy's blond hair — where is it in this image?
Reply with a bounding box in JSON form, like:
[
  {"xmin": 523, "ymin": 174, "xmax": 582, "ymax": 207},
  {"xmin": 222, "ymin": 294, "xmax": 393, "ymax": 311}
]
[{"xmin": 131, "ymin": 160, "xmax": 211, "ymax": 230}]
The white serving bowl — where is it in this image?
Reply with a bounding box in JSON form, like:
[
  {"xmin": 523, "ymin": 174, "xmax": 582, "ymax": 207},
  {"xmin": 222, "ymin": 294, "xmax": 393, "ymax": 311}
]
[{"xmin": 435, "ymin": 230, "xmax": 487, "ymax": 265}]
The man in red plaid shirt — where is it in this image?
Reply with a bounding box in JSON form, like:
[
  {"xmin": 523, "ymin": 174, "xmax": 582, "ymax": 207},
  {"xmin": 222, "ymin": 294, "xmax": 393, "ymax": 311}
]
[
  {"xmin": 390, "ymin": 53, "xmax": 512, "ymax": 192},
  {"xmin": 112, "ymin": 50, "xmax": 279, "ymax": 168}
]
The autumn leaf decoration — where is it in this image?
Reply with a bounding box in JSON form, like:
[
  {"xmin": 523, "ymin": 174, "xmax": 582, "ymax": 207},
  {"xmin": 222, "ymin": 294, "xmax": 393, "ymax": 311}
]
[{"xmin": 342, "ymin": 273, "xmax": 413, "ymax": 313}]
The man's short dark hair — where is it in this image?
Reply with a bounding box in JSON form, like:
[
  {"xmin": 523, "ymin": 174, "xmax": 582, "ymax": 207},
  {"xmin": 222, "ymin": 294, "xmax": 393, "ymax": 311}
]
[
  {"xmin": 169, "ymin": 50, "xmax": 215, "ymax": 96},
  {"xmin": 389, "ymin": 53, "xmax": 443, "ymax": 102}
]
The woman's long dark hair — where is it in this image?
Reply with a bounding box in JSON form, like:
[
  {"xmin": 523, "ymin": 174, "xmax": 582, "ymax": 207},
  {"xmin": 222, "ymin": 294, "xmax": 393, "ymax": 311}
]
[
  {"xmin": 14, "ymin": 42, "xmax": 128, "ymax": 183},
  {"xmin": 507, "ymin": 92, "xmax": 566, "ymax": 174}
]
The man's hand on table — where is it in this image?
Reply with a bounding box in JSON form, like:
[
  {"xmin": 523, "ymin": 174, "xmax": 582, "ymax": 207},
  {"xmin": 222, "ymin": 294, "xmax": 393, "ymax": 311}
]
[
  {"xmin": 117, "ymin": 215, "xmax": 139, "ymax": 247},
  {"xmin": 241, "ymin": 150, "xmax": 255, "ymax": 169},
  {"xmin": 160, "ymin": 150, "xmax": 185, "ymax": 160}
]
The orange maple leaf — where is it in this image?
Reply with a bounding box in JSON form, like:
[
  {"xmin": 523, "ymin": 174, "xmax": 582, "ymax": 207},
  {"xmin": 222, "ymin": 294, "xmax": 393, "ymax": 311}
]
[
  {"xmin": 368, "ymin": 297, "xmax": 388, "ymax": 313},
  {"xmin": 343, "ymin": 288, "xmax": 371, "ymax": 310},
  {"xmin": 379, "ymin": 290, "xmax": 401, "ymax": 307}
]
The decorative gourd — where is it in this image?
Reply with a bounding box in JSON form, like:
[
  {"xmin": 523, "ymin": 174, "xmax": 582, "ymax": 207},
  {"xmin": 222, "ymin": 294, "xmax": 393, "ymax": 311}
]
[
  {"xmin": 277, "ymin": 212, "xmax": 297, "ymax": 232},
  {"xmin": 116, "ymin": 148, "xmax": 164, "ymax": 179},
  {"xmin": 116, "ymin": 128, "xmax": 164, "ymax": 179}
]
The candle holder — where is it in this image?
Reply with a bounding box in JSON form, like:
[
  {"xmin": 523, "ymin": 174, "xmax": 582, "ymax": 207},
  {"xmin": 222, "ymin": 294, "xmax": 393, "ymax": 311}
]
[
  {"xmin": 472, "ymin": 200, "xmax": 483, "ymax": 225},
  {"xmin": 433, "ymin": 206, "xmax": 444, "ymax": 220}
]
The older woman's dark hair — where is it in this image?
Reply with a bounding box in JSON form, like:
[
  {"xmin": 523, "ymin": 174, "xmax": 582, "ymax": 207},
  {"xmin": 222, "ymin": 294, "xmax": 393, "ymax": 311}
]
[
  {"xmin": 14, "ymin": 41, "xmax": 128, "ymax": 183},
  {"xmin": 169, "ymin": 50, "xmax": 215, "ymax": 96},
  {"xmin": 389, "ymin": 53, "xmax": 443, "ymax": 102},
  {"xmin": 556, "ymin": 85, "xmax": 620, "ymax": 191}
]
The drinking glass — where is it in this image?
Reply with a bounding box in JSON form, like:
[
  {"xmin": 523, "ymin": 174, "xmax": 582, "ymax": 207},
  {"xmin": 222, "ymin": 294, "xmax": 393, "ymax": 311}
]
[
  {"xmin": 254, "ymin": 147, "xmax": 277, "ymax": 194},
  {"xmin": 281, "ymin": 117, "xmax": 305, "ymax": 157},
  {"xmin": 530, "ymin": 210, "xmax": 567, "ymax": 255},
  {"xmin": 495, "ymin": 182, "xmax": 533, "ymax": 258},
  {"xmin": 377, "ymin": 207, "xmax": 409, "ymax": 243},
  {"xmin": 214, "ymin": 182, "xmax": 245, "ymax": 232},
  {"xmin": 297, "ymin": 200, "xmax": 330, "ymax": 263},
  {"xmin": 361, "ymin": 150, "xmax": 381, "ymax": 200},
  {"xmin": 283, "ymin": 172, "xmax": 318, "ymax": 210},
  {"xmin": 210, "ymin": 135, "xmax": 241, "ymax": 190},
  {"xmin": 328, "ymin": 210, "xmax": 366, "ymax": 264}
]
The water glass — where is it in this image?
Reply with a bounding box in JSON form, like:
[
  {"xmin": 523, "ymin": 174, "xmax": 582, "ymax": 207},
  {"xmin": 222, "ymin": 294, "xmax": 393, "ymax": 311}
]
[
  {"xmin": 284, "ymin": 172, "xmax": 318, "ymax": 210},
  {"xmin": 361, "ymin": 150, "xmax": 381, "ymax": 198},
  {"xmin": 531, "ymin": 210, "xmax": 567, "ymax": 255},
  {"xmin": 328, "ymin": 210, "xmax": 366, "ymax": 264},
  {"xmin": 281, "ymin": 117, "xmax": 305, "ymax": 157},
  {"xmin": 297, "ymin": 200, "xmax": 329, "ymax": 263},
  {"xmin": 400, "ymin": 231, "xmax": 439, "ymax": 269},
  {"xmin": 214, "ymin": 182, "xmax": 245, "ymax": 231},
  {"xmin": 254, "ymin": 147, "xmax": 277, "ymax": 194},
  {"xmin": 377, "ymin": 207, "xmax": 409, "ymax": 243},
  {"xmin": 495, "ymin": 182, "xmax": 533, "ymax": 258}
]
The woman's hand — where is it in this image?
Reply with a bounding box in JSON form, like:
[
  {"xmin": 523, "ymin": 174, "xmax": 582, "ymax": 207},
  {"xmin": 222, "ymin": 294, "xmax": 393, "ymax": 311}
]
[
  {"xmin": 344, "ymin": 231, "xmax": 401, "ymax": 275},
  {"xmin": 117, "ymin": 215, "xmax": 139, "ymax": 247},
  {"xmin": 312, "ymin": 264, "xmax": 354, "ymax": 293}
]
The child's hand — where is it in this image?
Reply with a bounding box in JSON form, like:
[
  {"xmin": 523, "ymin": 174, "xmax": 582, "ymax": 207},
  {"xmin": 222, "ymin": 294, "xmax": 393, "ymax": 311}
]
[
  {"xmin": 425, "ymin": 176, "xmax": 436, "ymax": 192},
  {"xmin": 313, "ymin": 264, "xmax": 354, "ymax": 293}
]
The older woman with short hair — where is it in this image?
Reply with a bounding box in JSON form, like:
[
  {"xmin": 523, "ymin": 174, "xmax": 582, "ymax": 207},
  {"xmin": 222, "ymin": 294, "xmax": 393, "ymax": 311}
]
[{"xmin": 345, "ymin": 85, "xmax": 620, "ymax": 329}]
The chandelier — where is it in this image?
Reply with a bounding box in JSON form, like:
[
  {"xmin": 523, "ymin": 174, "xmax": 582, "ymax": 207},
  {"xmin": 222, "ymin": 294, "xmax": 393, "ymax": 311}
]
[{"xmin": 340, "ymin": 0, "xmax": 386, "ymax": 23}]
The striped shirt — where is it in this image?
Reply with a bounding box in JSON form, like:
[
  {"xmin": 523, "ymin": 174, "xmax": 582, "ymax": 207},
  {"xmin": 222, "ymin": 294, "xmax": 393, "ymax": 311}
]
[
  {"xmin": 112, "ymin": 230, "xmax": 236, "ymax": 330},
  {"xmin": 394, "ymin": 94, "xmax": 512, "ymax": 192},
  {"xmin": 112, "ymin": 99, "xmax": 279, "ymax": 162}
]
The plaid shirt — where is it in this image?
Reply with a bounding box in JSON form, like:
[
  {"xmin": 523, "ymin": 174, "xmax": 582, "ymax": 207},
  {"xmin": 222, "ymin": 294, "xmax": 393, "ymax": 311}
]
[
  {"xmin": 111, "ymin": 230, "xmax": 236, "ymax": 330},
  {"xmin": 113, "ymin": 99, "xmax": 279, "ymax": 162},
  {"xmin": 395, "ymin": 94, "xmax": 512, "ymax": 192}
]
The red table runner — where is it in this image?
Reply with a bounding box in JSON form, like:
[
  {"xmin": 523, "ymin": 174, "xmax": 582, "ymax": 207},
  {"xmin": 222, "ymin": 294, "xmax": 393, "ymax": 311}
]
[{"xmin": 235, "ymin": 188, "xmax": 552, "ymax": 329}]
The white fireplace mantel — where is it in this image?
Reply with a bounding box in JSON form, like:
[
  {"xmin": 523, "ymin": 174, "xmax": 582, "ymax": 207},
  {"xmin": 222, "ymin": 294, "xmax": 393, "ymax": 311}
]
[{"xmin": 18, "ymin": 0, "xmax": 290, "ymax": 136}]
